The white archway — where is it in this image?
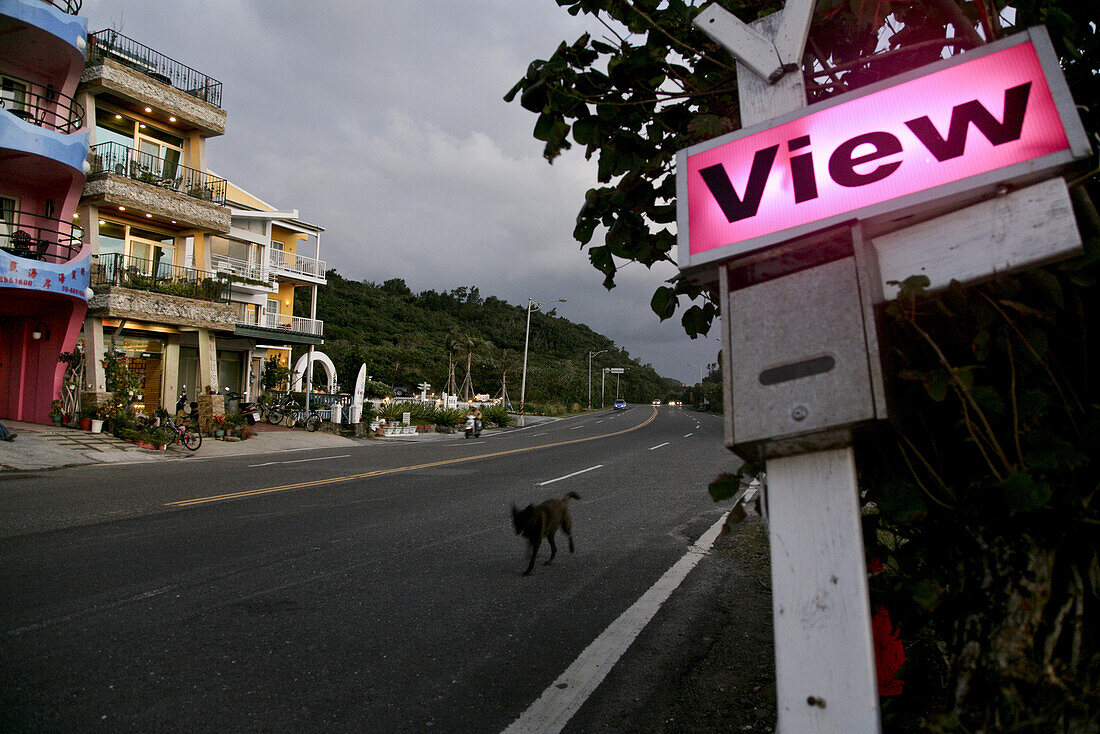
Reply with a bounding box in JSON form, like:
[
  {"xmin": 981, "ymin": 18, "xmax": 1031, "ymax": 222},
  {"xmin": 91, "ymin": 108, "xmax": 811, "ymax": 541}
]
[{"xmin": 291, "ymin": 351, "xmax": 338, "ymax": 393}]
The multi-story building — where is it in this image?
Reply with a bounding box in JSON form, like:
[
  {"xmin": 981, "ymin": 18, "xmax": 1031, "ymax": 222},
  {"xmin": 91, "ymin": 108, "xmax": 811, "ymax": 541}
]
[
  {"xmin": 0, "ymin": 0, "xmax": 91, "ymax": 424},
  {"xmin": 214, "ymin": 181, "xmax": 326, "ymax": 399},
  {"xmin": 72, "ymin": 26, "xmax": 324, "ymax": 418}
]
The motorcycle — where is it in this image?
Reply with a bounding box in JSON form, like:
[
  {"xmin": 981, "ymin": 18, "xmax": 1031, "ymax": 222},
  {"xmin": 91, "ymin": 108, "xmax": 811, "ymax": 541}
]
[
  {"xmin": 464, "ymin": 413, "xmax": 482, "ymax": 439},
  {"xmin": 224, "ymin": 387, "xmax": 261, "ymax": 425},
  {"xmin": 175, "ymin": 386, "xmax": 198, "ymax": 422}
]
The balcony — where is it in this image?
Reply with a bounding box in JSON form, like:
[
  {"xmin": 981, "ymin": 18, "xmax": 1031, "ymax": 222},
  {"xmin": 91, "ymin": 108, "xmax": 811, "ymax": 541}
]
[
  {"xmin": 1, "ymin": 71, "xmax": 84, "ymax": 134},
  {"xmin": 0, "ymin": 211, "xmax": 83, "ymax": 264},
  {"xmin": 259, "ymin": 311, "xmax": 324, "ymax": 337},
  {"xmin": 268, "ymin": 249, "xmax": 327, "ymax": 283},
  {"xmin": 86, "ymin": 30, "xmax": 222, "ymax": 108},
  {"xmin": 231, "ymin": 306, "xmax": 324, "ymax": 345},
  {"xmin": 88, "ymin": 141, "xmax": 227, "ymax": 204},
  {"xmin": 212, "ymin": 254, "xmax": 274, "ymax": 289},
  {"xmin": 91, "ymin": 253, "xmax": 229, "ymax": 303},
  {"xmin": 42, "ymin": 0, "xmax": 82, "ymax": 13}
]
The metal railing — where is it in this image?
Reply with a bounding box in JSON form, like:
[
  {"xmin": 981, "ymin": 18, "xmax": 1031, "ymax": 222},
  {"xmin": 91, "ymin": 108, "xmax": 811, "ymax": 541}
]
[
  {"xmin": 268, "ymin": 249, "xmax": 327, "ymax": 280},
  {"xmin": 88, "ymin": 141, "xmax": 228, "ymax": 205},
  {"xmin": 0, "ymin": 211, "xmax": 83, "ymax": 264},
  {"xmin": 91, "ymin": 252, "xmax": 230, "ymax": 303},
  {"xmin": 86, "ymin": 30, "xmax": 223, "ymax": 108},
  {"xmin": 43, "ymin": 0, "xmax": 82, "ymax": 13},
  {"xmin": 259, "ymin": 311, "xmax": 324, "ymax": 336},
  {"xmin": 264, "ymin": 390, "xmax": 350, "ymax": 422},
  {"xmin": 0, "ymin": 72, "xmax": 85, "ymax": 134},
  {"xmin": 212, "ymin": 255, "xmax": 273, "ymax": 286}
]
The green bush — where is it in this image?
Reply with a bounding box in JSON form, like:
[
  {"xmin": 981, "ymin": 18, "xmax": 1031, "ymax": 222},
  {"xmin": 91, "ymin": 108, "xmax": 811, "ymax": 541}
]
[
  {"xmin": 481, "ymin": 404, "xmax": 512, "ymax": 427},
  {"xmin": 434, "ymin": 408, "xmax": 466, "ymax": 428}
]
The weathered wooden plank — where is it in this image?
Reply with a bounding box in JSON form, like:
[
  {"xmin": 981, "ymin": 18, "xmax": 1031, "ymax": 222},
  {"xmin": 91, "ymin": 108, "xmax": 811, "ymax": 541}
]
[
  {"xmin": 873, "ymin": 177, "xmax": 1082, "ymax": 297},
  {"xmin": 767, "ymin": 447, "xmax": 882, "ymax": 733}
]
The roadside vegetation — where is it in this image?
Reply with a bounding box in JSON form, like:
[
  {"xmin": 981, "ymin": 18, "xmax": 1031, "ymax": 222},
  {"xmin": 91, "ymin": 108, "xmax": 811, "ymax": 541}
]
[
  {"xmin": 292, "ymin": 273, "xmax": 687, "ymax": 408},
  {"xmin": 508, "ymin": 1, "xmax": 1099, "ymax": 729}
]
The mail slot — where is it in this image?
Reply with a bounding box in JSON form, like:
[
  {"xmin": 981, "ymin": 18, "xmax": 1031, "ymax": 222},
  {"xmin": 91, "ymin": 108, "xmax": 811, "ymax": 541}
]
[{"xmin": 720, "ymin": 225, "xmax": 887, "ymax": 460}]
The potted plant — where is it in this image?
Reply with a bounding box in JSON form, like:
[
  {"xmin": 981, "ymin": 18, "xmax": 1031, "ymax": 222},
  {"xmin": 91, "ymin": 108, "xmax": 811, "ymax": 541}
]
[
  {"xmin": 50, "ymin": 399, "xmax": 63, "ymax": 424},
  {"xmin": 79, "ymin": 406, "xmax": 96, "ymax": 431},
  {"xmin": 211, "ymin": 413, "xmax": 227, "ymax": 438},
  {"xmin": 90, "ymin": 406, "xmax": 106, "ymax": 434}
]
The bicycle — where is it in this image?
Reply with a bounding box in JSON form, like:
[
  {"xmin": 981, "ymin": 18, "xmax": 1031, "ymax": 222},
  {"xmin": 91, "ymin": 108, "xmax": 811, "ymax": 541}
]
[
  {"xmin": 264, "ymin": 394, "xmax": 298, "ymax": 426},
  {"xmin": 162, "ymin": 411, "xmax": 202, "ymax": 450},
  {"xmin": 303, "ymin": 408, "xmax": 322, "ymax": 432},
  {"xmin": 282, "ymin": 404, "xmax": 322, "ymax": 431}
]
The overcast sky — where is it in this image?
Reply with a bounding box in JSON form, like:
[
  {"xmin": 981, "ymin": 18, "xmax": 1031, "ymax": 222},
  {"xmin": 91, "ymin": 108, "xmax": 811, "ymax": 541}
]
[{"xmin": 81, "ymin": 0, "xmax": 721, "ymax": 386}]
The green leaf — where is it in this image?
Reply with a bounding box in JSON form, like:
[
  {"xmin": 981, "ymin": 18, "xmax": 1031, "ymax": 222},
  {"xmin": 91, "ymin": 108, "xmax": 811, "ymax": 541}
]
[
  {"xmin": 912, "ymin": 579, "xmax": 945, "ymax": 611},
  {"xmin": 1001, "ymin": 472, "xmax": 1052, "ymax": 512},
  {"xmin": 926, "ymin": 370, "xmax": 950, "ymax": 402},
  {"xmin": 650, "ymin": 286, "xmax": 677, "ymax": 321}
]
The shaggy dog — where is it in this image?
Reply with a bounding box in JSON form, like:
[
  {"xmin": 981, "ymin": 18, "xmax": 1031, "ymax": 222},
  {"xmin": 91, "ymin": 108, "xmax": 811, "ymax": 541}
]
[{"xmin": 511, "ymin": 492, "xmax": 580, "ymax": 575}]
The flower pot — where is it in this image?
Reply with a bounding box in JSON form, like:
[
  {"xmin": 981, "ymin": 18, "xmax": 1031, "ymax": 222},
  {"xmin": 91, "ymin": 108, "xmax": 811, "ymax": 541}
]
[
  {"xmin": 214, "ymin": 429, "xmax": 225, "ymax": 438},
  {"xmin": 51, "ymin": 415, "xmax": 62, "ymax": 424},
  {"xmin": 80, "ymin": 417, "xmax": 92, "ymax": 431},
  {"xmin": 90, "ymin": 419, "xmax": 104, "ymax": 433}
]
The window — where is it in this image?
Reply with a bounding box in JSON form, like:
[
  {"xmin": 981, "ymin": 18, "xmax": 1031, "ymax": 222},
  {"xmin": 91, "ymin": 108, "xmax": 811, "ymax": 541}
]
[
  {"xmin": 98, "ymin": 219, "xmax": 175, "ymax": 276},
  {"xmin": 1, "ymin": 75, "xmax": 27, "ymax": 115},
  {"xmin": 0, "ymin": 196, "xmax": 17, "ymax": 247},
  {"xmin": 129, "ymin": 229, "xmax": 175, "ymax": 278},
  {"xmin": 95, "ymin": 107, "xmax": 184, "ymax": 182}
]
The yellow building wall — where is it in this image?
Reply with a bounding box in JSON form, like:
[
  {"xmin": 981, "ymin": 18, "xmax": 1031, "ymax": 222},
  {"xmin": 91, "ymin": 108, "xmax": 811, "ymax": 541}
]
[{"xmin": 225, "ymin": 182, "xmax": 275, "ymax": 212}]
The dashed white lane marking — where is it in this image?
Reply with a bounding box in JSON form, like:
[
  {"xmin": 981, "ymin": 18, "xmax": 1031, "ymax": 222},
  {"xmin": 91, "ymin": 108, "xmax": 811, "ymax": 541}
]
[
  {"xmin": 648, "ymin": 442, "xmax": 670, "ymax": 451},
  {"xmin": 501, "ymin": 511, "xmax": 729, "ymax": 734},
  {"xmin": 537, "ymin": 465, "xmax": 603, "ymax": 487},
  {"xmin": 249, "ymin": 454, "xmax": 350, "ymax": 467}
]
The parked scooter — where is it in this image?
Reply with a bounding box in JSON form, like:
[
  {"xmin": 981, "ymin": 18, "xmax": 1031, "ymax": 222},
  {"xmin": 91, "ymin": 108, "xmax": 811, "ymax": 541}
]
[
  {"xmin": 175, "ymin": 386, "xmax": 198, "ymax": 422},
  {"xmin": 223, "ymin": 387, "xmax": 261, "ymax": 425}
]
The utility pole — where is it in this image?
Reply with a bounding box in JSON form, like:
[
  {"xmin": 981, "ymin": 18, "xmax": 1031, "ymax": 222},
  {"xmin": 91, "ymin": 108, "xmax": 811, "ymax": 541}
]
[
  {"xmin": 519, "ymin": 297, "xmax": 565, "ymax": 426},
  {"xmin": 587, "ymin": 350, "xmax": 606, "ymax": 410}
]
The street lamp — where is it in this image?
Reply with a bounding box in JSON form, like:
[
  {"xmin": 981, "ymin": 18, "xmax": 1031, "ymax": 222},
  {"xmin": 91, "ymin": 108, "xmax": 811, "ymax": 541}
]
[
  {"xmin": 519, "ymin": 297, "xmax": 566, "ymax": 426},
  {"xmin": 687, "ymin": 362, "xmax": 704, "ymax": 386},
  {"xmin": 587, "ymin": 350, "xmax": 607, "ymax": 410}
]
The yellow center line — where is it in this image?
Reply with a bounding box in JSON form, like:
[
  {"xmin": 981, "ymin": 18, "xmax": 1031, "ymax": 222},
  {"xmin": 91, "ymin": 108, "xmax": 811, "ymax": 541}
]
[{"xmin": 166, "ymin": 408, "xmax": 658, "ymax": 508}]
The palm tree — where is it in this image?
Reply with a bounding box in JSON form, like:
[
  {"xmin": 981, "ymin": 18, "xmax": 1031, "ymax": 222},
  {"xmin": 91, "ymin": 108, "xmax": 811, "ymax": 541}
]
[
  {"xmin": 491, "ymin": 347, "xmax": 518, "ymax": 409},
  {"xmin": 457, "ymin": 334, "xmax": 485, "ymax": 401},
  {"xmin": 444, "ymin": 329, "xmax": 464, "ymax": 397}
]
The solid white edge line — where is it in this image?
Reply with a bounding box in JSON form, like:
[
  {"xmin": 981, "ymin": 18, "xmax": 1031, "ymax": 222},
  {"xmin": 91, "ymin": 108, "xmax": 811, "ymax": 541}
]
[
  {"xmin": 501, "ymin": 511, "xmax": 729, "ymax": 734},
  {"xmin": 537, "ymin": 465, "xmax": 604, "ymax": 487}
]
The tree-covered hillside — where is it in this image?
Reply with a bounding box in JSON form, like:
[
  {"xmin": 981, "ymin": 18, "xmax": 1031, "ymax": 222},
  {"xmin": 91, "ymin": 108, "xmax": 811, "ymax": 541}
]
[{"xmin": 295, "ymin": 271, "xmax": 680, "ymax": 410}]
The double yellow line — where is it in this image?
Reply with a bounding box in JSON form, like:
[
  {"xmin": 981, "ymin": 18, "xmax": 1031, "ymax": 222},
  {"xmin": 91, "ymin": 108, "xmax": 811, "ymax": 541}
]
[{"xmin": 166, "ymin": 409, "xmax": 657, "ymax": 508}]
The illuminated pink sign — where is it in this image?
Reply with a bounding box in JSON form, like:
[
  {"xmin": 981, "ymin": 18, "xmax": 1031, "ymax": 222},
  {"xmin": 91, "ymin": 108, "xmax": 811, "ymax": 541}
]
[{"xmin": 679, "ymin": 31, "xmax": 1089, "ymax": 267}]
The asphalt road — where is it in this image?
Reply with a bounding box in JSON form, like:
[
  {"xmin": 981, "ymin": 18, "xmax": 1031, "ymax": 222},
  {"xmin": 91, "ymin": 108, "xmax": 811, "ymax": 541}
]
[{"xmin": 1, "ymin": 406, "xmax": 745, "ymax": 732}]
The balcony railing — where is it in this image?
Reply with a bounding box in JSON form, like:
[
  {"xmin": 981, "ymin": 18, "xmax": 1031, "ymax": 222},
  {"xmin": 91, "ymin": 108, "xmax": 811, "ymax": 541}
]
[
  {"xmin": 86, "ymin": 30, "xmax": 223, "ymax": 108},
  {"xmin": 43, "ymin": 0, "xmax": 82, "ymax": 13},
  {"xmin": 1, "ymin": 212, "xmax": 83, "ymax": 264},
  {"xmin": 212, "ymin": 255, "xmax": 273, "ymax": 287},
  {"xmin": 258, "ymin": 311, "xmax": 324, "ymax": 337},
  {"xmin": 1, "ymin": 72, "xmax": 85, "ymax": 134},
  {"xmin": 88, "ymin": 141, "xmax": 228, "ymax": 205},
  {"xmin": 91, "ymin": 253, "xmax": 229, "ymax": 303},
  {"xmin": 268, "ymin": 249, "xmax": 327, "ymax": 280}
]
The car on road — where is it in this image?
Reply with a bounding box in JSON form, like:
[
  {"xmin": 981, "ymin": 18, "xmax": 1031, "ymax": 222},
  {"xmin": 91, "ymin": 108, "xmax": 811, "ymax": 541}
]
[
  {"xmin": 652, "ymin": 399, "xmax": 661, "ymax": 406},
  {"xmin": 613, "ymin": 399, "xmax": 627, "ymax": 410}
]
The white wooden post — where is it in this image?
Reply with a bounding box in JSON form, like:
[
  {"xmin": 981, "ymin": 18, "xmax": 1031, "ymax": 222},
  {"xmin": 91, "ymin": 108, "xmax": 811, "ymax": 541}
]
[
  {"xmin": 695, "ymin": 4, "xmax": 883, "ymax": 731},
  {"xmin": 767, "ymin": 448, "xmax": 881, "ymax": 731}
]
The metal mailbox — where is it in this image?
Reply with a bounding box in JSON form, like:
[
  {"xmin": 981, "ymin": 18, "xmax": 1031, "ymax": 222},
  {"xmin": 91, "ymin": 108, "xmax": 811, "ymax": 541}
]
[{"xmin": 720, "ymin": 225, "xmax": 888, "ymax": 460}]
